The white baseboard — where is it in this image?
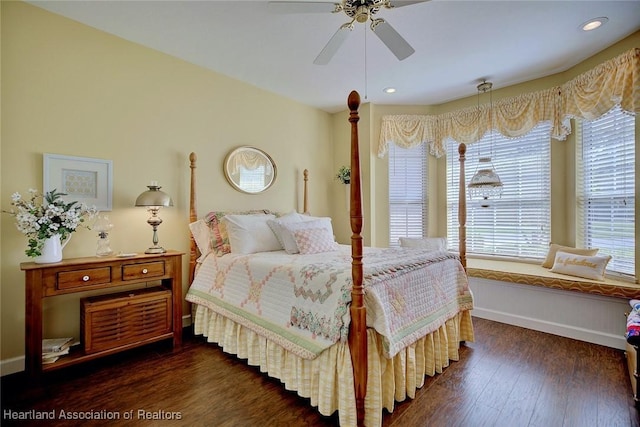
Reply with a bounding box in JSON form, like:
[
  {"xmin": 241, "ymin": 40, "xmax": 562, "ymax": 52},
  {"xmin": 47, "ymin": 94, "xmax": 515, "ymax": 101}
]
[
  {"xmin": 0, "ymin": 356, "xmax": 25, "ymax": 378},
  {"xmin": 471, "ymin": 307, "xmax": 626, "ymax": 350},
  {"xmin": 469, "ymin": 277, "xmax": 629, "ymax": 350},
  {"xmin": 1, "ymin": 314, "xmax": 192, "ymax": 377}
]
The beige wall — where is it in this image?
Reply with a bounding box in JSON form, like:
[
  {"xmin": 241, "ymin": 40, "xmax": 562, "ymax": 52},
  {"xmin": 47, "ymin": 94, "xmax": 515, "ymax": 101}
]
[{"xmin": 1, "ymin": 2, "xmax": 334, "ymax": 363}]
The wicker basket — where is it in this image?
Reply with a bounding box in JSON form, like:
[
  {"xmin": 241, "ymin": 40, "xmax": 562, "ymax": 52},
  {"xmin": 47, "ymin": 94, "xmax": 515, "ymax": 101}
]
[{"xmin": 81, "ymin": 287, "xmax": 172, "ymax": 354}]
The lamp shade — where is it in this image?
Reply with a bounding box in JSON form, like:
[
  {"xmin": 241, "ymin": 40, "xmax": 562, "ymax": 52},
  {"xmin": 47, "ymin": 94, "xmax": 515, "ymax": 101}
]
[
  {"xmin": 135, "ymin": 183, "xmax": 173, "ymax": 208},
  {"xmin": 468, "ymin": 157, "xmax": 503, "ymax": 207}
]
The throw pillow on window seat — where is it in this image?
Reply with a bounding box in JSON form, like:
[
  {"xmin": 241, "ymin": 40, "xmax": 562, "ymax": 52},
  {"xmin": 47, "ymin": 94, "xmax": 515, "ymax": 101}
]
[
  {"xmin": 398, "ymin": 237, "xmax": 448, "ymax": 251},
  {"xmin": 541, "ymin": 243, "xmax": 599, "ymax": 268},
  {"xmin": 550, "ymin": 251, "xmax": 612, "ymax": 281}
]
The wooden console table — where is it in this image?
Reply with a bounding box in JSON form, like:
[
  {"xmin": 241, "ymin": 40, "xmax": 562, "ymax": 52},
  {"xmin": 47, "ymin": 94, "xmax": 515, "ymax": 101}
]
[{"xmin": 21, "ymin": 250, "xmax": 183, "ymax": 378}]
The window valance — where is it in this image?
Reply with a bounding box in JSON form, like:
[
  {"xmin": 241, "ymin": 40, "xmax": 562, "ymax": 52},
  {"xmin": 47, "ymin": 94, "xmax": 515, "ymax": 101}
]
[{"xmin": 379, "ymin": 47, "xmax": 639, "ymax": 158}]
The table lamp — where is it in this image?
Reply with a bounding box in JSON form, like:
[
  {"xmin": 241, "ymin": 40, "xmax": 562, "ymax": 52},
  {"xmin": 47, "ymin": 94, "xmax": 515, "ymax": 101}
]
[{"xmin": 135, "ymin": 181, "xmax": 173, "ymax": 254}]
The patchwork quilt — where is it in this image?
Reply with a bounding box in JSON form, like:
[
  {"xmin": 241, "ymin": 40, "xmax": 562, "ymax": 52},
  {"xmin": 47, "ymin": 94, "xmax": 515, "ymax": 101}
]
[{"xmin": 186, "ymin": 245, "xmax": 473, "ymax": 359}]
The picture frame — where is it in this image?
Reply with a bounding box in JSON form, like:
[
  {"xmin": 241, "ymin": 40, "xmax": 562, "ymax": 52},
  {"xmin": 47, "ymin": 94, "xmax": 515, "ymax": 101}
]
[{"xmin": 43, "ymin": 153, "xmax": 113, "ymax": 211}]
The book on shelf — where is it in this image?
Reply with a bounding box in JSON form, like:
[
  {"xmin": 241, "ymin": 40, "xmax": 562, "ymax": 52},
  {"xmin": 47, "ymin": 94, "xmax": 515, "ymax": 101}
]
[
  {"xmin": 42, "ymin": 347, "xmax": 70, "ymax": 359},
  {"xmin": 42, "ymin": 340, "xmax": 79, "ymax": 364},
  {"xmin": 42, "ymin": 337, "xmax": 73, "ymax": 353}
]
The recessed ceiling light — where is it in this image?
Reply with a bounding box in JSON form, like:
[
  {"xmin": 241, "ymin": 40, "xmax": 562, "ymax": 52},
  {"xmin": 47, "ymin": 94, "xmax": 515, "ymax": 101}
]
[
  {"xmin": 581, "ymin": 17, "xmax": 608, "ymax": 31},
  {"xmin": 383, "ymin": 87, "xmax": 396, "ymax": 94}
]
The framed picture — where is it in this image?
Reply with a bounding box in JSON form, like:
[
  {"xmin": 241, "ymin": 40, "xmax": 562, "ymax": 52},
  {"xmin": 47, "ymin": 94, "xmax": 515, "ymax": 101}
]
[{"xmin": 43, "ymin": 153, "xmax": 113, "ymax": 211}]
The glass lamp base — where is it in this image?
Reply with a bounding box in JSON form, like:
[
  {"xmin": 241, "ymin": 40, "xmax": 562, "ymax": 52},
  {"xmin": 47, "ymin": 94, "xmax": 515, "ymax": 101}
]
[{"xmin": 145, "ymin": 246, "xmax": 166, "ymax": 254}]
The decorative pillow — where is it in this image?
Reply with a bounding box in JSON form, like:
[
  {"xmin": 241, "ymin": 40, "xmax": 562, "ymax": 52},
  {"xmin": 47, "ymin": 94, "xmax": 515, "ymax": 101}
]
[
  {"xmin": 541, "ymin": 243, "xmax": 599, "ymax": 268},
  {"xmin": 204, "ymin": 210, "xmax": 270, "ymax": 256},
  {"xmin": 279, "ymin": 218, "xmax": 335, "ymax": 254},
  {"xmin": 550, "ymin": 251, "xmax": 612, "ymax": 281},
  {"xmin": 189, "ymin": 219, "xmax": 212, "ymax": 257},
  {"xmin": 399, "ymin": 237, "xmax": 447, "ymax": 251},
  {"xmin": 221, "ymin": 213, "xmax": 281, "ymax": 254},
  {"xmin": 267, "ymin": 211, "xmax": 307, "ymax": 253},
  {"xmin": 292, "ymin": 227, "xmax": 339, "ymax": 255}
]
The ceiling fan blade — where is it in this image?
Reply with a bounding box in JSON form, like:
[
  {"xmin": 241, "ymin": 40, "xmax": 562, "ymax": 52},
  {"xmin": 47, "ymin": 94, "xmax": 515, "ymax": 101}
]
[
  {"xmin": 268, "ymin": 1, "xmax": 338, "ymax": 14},
  {"xmin": 370, "ymin": 19, "xmax": 415, "ymax": 61},
  {"xmin": 313, "ymin": 24, "xmax": 352, "ymax": 65},
  {"xmin": 388, "ymin": 0, "xmax": 430, "ymax": 8}
]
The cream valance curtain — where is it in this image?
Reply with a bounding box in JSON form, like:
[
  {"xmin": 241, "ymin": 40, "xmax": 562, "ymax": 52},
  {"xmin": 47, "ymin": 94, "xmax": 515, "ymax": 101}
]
[
  {"xmin": 229, "ymin": 150, "xmax": 273, "ymax": 175},
  {"xmin": 379, "ymin": 47, "xmax": 639, "ymax": 158}
]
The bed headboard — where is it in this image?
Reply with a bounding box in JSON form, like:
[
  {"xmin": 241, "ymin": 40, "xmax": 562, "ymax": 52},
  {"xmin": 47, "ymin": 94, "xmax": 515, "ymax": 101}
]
[{"xmin": 187, "ymin": 152, "xmax": 310, "ymax": 284}]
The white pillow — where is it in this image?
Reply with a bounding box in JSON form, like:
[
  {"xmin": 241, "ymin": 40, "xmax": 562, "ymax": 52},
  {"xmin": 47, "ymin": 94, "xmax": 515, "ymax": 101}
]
[
  {"xmin": 293, "ymin": 227, "xmax": 339, "ymax": 254},
  {"xmin": 399, "ymin": 237, "xmax": 447, "ymax": 251},
  {"xmin": 541, "ymin": 243, "xmax": 599, "ymax": 268},
  {"xmin": 267, "ymin": 211, "xmax": 307, "ymax": 253},
  {"xmin": 221, "ymin": 214, "xmax": 281, "ymax": 254},
  {"xmin": 550, "ymin": 251, "xmax": 612, "ymax": 281},
  {"xmin": 189, "ymin": 219, "xmax": 212, "ymax": 257},
  {"xmin": 279, "ymin": 218, "xmax": 335, "ymax": 254}
]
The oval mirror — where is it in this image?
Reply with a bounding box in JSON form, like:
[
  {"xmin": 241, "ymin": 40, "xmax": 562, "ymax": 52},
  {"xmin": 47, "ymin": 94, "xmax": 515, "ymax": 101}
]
[{"xmin": 224, "ymin": 146, "xmax": 277, "ymax": 194}]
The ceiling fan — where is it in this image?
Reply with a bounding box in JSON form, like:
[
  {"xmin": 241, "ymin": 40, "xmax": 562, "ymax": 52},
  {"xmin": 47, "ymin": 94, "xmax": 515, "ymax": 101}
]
[{"xmin": 268, "ymin": 1, "xmax": 428, "ymax": 65}]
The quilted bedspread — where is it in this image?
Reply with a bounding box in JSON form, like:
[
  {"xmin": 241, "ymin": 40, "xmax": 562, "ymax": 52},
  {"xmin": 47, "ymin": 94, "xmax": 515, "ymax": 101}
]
[{"xmin": 186, "ymin": 245, "xmax": 473, "ymax": 359}]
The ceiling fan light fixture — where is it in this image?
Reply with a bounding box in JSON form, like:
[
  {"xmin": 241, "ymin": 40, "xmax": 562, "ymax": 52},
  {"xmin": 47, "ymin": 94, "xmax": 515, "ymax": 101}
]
[
  {"xmin": 355, "ymin": 5, "xmax": 370, "ymax": 23},
  {"xmin": 280, "ymin": 0, "xmax": 420, "ymax": 64}
]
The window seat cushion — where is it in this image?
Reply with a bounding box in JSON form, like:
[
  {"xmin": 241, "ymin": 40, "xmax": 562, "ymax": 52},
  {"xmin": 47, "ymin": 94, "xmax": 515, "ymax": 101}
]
[{"xmin": 467, "ymin": 258, "xmax": 639, "ymax": 299}]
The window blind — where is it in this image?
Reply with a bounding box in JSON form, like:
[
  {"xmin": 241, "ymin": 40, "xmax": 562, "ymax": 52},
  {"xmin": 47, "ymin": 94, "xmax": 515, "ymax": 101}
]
[
  {"xmin": 577, "ymin": 105, "xmax": 635, "ymax": 278},
  {"xmin": 388, "ymin": 143, "xmax": 428, "ymax": 247},
  {"xmin": 447, "ymin": 123, "xmax": 551, "ymax": 259}
]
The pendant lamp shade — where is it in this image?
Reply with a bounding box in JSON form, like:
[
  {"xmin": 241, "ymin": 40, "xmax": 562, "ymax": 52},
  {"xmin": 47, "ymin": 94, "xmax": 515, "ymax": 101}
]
[{"xmin": 468, "ymin": 81, "xmax": 503, "ymax": 208}]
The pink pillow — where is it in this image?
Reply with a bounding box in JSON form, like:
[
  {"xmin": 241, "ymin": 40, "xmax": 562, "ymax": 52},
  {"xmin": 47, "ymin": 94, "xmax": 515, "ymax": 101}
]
[
  {"xmin": 278, "ymin": 217, "xmax": 334, "ymax": 254},
  {"xmin": 292, "ymin": 228, "xmax": 339, "ymax": 254}
]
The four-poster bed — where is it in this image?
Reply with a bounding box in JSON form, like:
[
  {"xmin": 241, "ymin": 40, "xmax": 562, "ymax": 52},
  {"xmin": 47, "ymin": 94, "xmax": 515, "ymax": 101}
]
[{"xmin": 185, "ymin": 91, "xmax": 473, "ymax": 426}]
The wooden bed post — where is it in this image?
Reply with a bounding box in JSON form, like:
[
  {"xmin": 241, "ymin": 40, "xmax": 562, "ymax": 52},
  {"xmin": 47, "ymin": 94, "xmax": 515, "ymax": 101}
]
[
  {"xmin": 188, "ymin": 152, "xmax": 199, "ymax": 285},
  {"xmin": 458, "ymin": 143, "xmax": 467, "ymax": 270},
  {"xmin": 303, "ymin": 169, "xmax": 309, "ymax": 214},
  {"xmin": 347, "ymin": 90, "xmax": 366, "ymax": 427}
]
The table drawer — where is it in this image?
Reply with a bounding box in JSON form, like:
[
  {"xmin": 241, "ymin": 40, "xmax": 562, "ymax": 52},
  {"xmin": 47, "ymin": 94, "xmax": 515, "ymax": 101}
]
[
  {"xmin": 122, "ymin": 261, "xmax": 165, "ymax": 281},
  {"xmin": 57, "ymin": 267, "xmax": 112, "ymax": 290}
]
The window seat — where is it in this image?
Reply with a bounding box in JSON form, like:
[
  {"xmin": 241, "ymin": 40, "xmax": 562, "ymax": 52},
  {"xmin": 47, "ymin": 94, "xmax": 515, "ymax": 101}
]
[{"xmin": 467, "ymin": 258, "xmax": 640, "ymax": 299}]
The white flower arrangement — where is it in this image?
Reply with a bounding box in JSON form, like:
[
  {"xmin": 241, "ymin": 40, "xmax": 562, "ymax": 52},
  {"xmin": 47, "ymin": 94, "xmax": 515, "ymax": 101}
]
[{"xmin": 4, "ymin": 189, "xmax": 97, "ymax": 257}]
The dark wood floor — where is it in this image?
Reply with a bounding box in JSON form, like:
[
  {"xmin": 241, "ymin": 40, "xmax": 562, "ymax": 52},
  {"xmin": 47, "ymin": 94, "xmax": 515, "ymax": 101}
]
[{"xmin": 2, "ymin": 317, "xmax": 638, "ymax": 426}]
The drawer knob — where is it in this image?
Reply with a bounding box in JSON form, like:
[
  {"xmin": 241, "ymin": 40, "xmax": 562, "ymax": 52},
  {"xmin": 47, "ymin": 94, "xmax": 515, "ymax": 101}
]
[
  {"xmin": 142, "ymin": 268, "xmax": 148, "ymax": 274},
  {"xmin": 82, "ymin": 275, "xmax": 90, "ymax": 282}
]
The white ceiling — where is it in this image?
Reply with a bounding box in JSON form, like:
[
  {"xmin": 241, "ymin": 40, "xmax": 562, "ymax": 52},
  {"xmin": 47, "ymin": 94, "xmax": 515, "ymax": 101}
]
[{"xmin": 28, "ymin": 0, "xmax": 640, "ymax": 113}]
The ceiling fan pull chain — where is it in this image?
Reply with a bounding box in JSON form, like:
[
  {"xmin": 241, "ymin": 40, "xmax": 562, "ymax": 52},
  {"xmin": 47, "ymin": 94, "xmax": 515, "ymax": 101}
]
[{"xmin": 364, "ymin": 26, "xmax": 368, "ymax": 101}]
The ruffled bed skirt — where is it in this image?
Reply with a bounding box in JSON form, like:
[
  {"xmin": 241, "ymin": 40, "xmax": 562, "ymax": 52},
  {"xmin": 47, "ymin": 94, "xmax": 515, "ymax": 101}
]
[{"xmin": 193, "ymin": 304, "xmax": 474, "ymax": 427}]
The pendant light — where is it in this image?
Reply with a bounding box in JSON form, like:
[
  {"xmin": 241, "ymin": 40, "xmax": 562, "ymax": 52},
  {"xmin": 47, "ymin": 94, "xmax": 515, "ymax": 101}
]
[{"xmin": 468, "ymin": 81, "xmax": 503, "ymax": 208}]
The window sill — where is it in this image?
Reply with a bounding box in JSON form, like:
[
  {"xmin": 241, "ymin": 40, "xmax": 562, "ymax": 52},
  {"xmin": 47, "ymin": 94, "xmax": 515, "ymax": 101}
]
[{"xmin": 467, "ymin": 258, "xmax": 640, "ymax": 299}]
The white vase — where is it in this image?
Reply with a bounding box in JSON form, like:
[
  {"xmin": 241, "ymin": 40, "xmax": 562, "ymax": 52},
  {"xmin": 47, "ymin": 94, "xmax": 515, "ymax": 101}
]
[{"xmin": 34, "ymin": 235, "xmax": 70, "ymax": 264}]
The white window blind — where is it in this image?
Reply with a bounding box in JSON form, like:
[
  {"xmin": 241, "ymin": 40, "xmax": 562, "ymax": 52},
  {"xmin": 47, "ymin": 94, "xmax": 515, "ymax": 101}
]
[
  {"xmin": 388, "ymin": 142, "xmax": 428, "ymax": 246},
  {"xmin": 447, "ymin": 123, "xmax": 551, "ymax": 259},
  {"xmin": 577, "ymin": 105, "xmax": 635, "ymax": 278}
]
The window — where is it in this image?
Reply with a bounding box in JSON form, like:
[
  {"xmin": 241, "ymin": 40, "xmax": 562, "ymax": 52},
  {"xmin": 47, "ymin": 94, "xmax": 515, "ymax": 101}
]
[
  {"xmin": 447, "ymin": 123, "xmax": 551, "ymax": 259},
  {"xmin": 238, "ymin": 165, "xmax": 267, "ymax": 193},
  {"xmin": 577, "ymin": 105, "xmax": 635, "ymax": 278},
  {"xmin": 388, "ymin": 143, "xmax": 428, "ymax": 246}
]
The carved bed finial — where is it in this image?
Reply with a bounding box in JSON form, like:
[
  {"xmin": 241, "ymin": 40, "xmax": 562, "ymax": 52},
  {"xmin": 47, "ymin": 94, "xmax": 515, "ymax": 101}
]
[
  {"xmin": 348, "ymin": 90, "xmax": 361, "ymax": 112},
  {"xmin": 303, "ymin": 169, "xmax": 309, "ymax": 214}
]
